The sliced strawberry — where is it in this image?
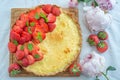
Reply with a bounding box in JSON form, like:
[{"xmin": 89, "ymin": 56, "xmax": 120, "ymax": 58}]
[
  {"xmin": 42, "ymin": 4, "xmax": 52, "ymax": 14},
  {"xmin": 20, "ymin": 13, "xmax": 29, "ymax": 22},
  {"xmin": 16, "ymin": 20, "xmax": 25, "ymax": 29},
  {"xmin": 51, "ymin": 6, "xmax": 61, "ymax": 16},
  {"xmin": 8, "ymin": 42, "xmax": 17, "ymax": 53},
  {"xmin": 48, "ymin": 23, "xmax": 56, "ymax": 32},
  {"xmin": 26, "ymin": 55, "xmax": 35, "ymax": 65},
  {"xmin": 21, "ymin": 58, "xmax": 29, "ymax": 67},
  {"xmin": 39, "ymin": 22, "xmax": 49, "ymax": 33},
  {"xmin": 47, "ymin": 13, "xmax": 56, "ymax": 23},
  {"xmin": 13, "ymin": 25, "xmax": 23, "ymax": 34},
  {"xmin": 8, "ymin": 63, "xmax": 21, "ymax": 76},
  {"xmin": 15, "ymin": 50, "xmax": 25, "ymax": 60},
  {"xmin": 10, "ymin": 30, "xmax": 20, "ymax": 42}
]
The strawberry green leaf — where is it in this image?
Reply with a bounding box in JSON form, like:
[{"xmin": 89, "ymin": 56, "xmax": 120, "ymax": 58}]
[
  {"xmin": 30, "ymin": 22, "xmax": 35, "ymax": 27},
  {"xmin": 98, "ymin": 31, "xmax": 106, "ymax": 39},
  {"xmin": 28, "ymin": 43, "xmax": 33, "ymax": 51},
  {"xmin": 106, "ymin": 66, "xmax": 116, "ymax": 75},
  {"xmin": 20, "ymin": 45, "xmax": 24, "ymax": 50},
  {"xmin": 40, "ymin": 12, "xmax": 48, "ymax": 22},
  {"xmin": 26, "ymin": 21, "xmax": 29, "ymax": 27},
  {"xmin": 34, "ymin": 54, "xmax": 40, "ymax": 59},
  {"xmin": 28, "ymin": 27, "xmax": 32, "ymax": 34},
  {"xmin": 35, "ymin": 13, "xmax": 40, "ymax": 20},
  {"xmin": 37, "ymin": 32, "xmax": 43, "ymax": 42},
  {"xmin": 10, "ymin": 70, "xmax": 21, "ymax": 76},
  {"xmin": 12, "ymin": 40, "xmax": 18, "ymax": 46},
  {"xmin": 98, "ymin": 42, "xmax": 105, "ymax": 48}
]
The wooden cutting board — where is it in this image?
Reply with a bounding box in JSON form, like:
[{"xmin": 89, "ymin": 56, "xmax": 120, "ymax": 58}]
[{"xmin": 9, "ymin": 7, "xmax": 80, "ymax": 77}]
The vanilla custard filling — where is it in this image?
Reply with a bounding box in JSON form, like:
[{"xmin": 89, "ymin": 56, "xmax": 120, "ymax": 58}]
[{"xmin": 24, "ymin": 12, "xmax": 81, "ymax": 75}]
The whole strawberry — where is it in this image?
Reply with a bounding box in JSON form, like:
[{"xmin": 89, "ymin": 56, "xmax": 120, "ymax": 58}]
[
  {"xmin": 8, "ymin": 63, "xmax": 21, "ymax": 76},
  {"xmin": 87, "ymin": 34, "xmax": 99, "ymax": 46},
  {"xmin": 97, "ymin": 41, "xmax": 108, "ymax": 53},
  {"xmin": 97, "ymin": 31, "xmax": 108, "ymax": 40}
]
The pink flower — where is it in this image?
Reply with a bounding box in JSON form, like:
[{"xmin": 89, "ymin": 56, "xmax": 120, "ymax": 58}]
[
  {"xmin": 95, "ymin": 0, "xmax": 116, "ymax": 11},
  {"xmin": 69, "ymin": 0, "xmax": 78, "ymax": 8}
]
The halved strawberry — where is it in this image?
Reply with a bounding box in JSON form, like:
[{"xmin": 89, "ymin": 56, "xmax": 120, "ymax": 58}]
[
  {"xmin": 16, "ymin": 20, "xmax": 25, "ymax": 29},
  {"xmin": 48, "ymin": 23, "xmax": 56, "ymax": 32},
  {"xmin": 13, "ymin": 25, "xmax": 23, "ymax": 34},
  {"xmin": 10, "ymin": 30, "xmax": 20, "ymax": 41},
  {"xmin": 20, "ymin": 13, "xmax": 29, "ymax": 22},
  {"xmin": 15, "ymin": 50, "xmax": 25, "ymax": 60},
  {"xmin": 47, "ymin": 13, "xmax": 56, "ymax": 23},
  {"xmin": 51, "ymin": 6, "xmax": 61, "ymax": 16},
  {"xmin": 39, "ymin": 22, "xmax": 49, "ymax": 33},
  {"xmin": 39, "ymin": 18, "xmax": 45, "ymax": 23},
  {"xmin": 26, "ymin": 55, "xmax": 35, "ymax": 65},
  {"xmin": 42, "ymin": 4, "xmax": 52, "ymax": 14},
  {"xmin": 96, "ymin": 41, "xmax": 108, "ymax": 53},
  {"xmin": 21, "ymin": 58, "xmax": 29, "ymax": 67},
  {"xmin": 8, "ymin": 63, "xmax": 21, "ymax": 76},
  {"xmin": 8, "ymin": 42, "xmax": 17, "ymax": 53}
]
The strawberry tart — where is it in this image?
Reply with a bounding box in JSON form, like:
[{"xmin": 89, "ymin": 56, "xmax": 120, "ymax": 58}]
[{"xmin": 8, "ymin": 4, "xmax": 82, "ymax": 76}]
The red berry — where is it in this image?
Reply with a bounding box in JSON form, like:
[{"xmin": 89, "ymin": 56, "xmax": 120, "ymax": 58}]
[
  {"xmin": 13, "ymin": 25, "xmax": 23, "ymax": 34},
  {"xmin": 16, "ymin": 20, "xmax": 25, "ymax": 29},
  {"xmin": 51, "ymin": 6, "xmax": 61, "ymax": 16},
  {"xmin": 20, "ymin": 13, "xmax": 29, "ymax": 22},
  {"xmin": 97, "ymin": 31, "xmax": 108, "ymax": 40},
  {"xmin": 42, "ymin": 4, "xmax": 52, "ymax": 14},
  {"xmin": 15, "ymin": 50, "xmax": 25, "ymax": 60},
  {"xmin": 10, "ymin": 30, "xmax": 20, "ymax": 41},
  {"xmin": 48, "ymin": 23, "xmax": 56, "ymax": 32},
  {"xmin": 21, "ymin": 58, "xmax": 29, "ymax": 67},
  {"xmin": 21, "ymin": 31, "xmax": 32, "ymax": 42},
  {"xmin": 39, "ymin": 22, "xmax": 49, "ymax": 33},
  {"xmin": 97, "ymin": 41, "xmax": 108, "ymax": 53},
  {"xmin": 26, "ymin": 55, "xmax": 35, "ymax": 65},
  {"xmin": 47, "ymin": 13, "xmax": 56, "ymax": 23},
  {"xmin": 8, "ymin": 42, "xmax": 17, "ymax": 53}
]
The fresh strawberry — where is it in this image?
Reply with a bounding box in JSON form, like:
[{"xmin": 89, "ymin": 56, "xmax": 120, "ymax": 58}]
[
  {"xmin": 32, "ymin": 30, "xmax": 46, "ymax": 43},
  {"xmin": 87, "ymin": 34, "xmax": 99, "ymax": 46},
  {"xmin": 8, "ymin": 63, "xmax": 21, "ymax": 76},
  {"xmin": 26, "ymin": 55, "xmax": 35, "ymax": 65},
  {"xmin": 39, "ymin": 18, "xmax": 45, "ymax": 23},
  {"xmin": 21, "ymin": 31, "xmax": 32, "ymax": 42},
  {"xmin": 39, "ymin": 22, "xmax": 49, "ymax": 33},
  {"xmin": 42, "ymin": 4, "xmax": 52, "ymax": 14},
  {"xmin": 48, "ymin": 23, "xmax": 56, "ymax": 32},
  {"xmin": 18, "ymin": 37, "xmax": 26, "ymax": 44},
  {"xmin": 24, "ymin": 27, "xmax": 35, "ymax": 34},
  {"xmin": 24, "ymin": 47, "xmax": 29, "ymax": 56},
  {"xmin": 8, "ymin": 42, "xmax": 17, "ymax": 53},
  {"xmin": 15, "ymin": 50, "xmax": 25, "ymax": 60},
  {"xmin": 10, "ymin": 30, "xmax": 20, "ymax": 41},
  {"xmin": 35, "ymin": 7, "xmax": 47, "ymax": 15},
  {"xmin": 28, "ymin": 10, "xmax": 36, "ymax": 21},
  {"xmin": 51, "ymin": 6, "xmax": 61, "ymax": 16},
  {"xmin": 96, "ymin": 41, "xmax": 108, "ymax": 53},
  {"xmin": 32, "ymin": 52, "xmax": 44, "ymax": 61},
  {"xmin": 97, "ymin": 31, "xmax": 108, "ymax": 40},
  {"xmin": 69, "ymin": 63, "xmax": 81, "ymax": 76},
  {"xmin": 47, "ymin": 13, "xmax": 56, "ymax": 23},
  {"xmin": 17, "ymin": 44, "xmax": 24, "ymax": 51},
  {"xmin": 16, "ymin": 20, "xmax": 25, "ymax": 29},
  {"xmin": 13, "ymin": 25, "xmax": 23, "ymax": 34},
  {"xmin": 21, "ymin": 58, "xmax": 29, "ymax": 67},
  {"xmin": 20, "ymin": 13, "xmax": 29, "ymax": 22}
]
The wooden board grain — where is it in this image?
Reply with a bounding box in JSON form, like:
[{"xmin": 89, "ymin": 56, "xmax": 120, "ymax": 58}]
[{"xmin": 9, "ymin": 8, "xmax": 80, "ymax": 77}]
